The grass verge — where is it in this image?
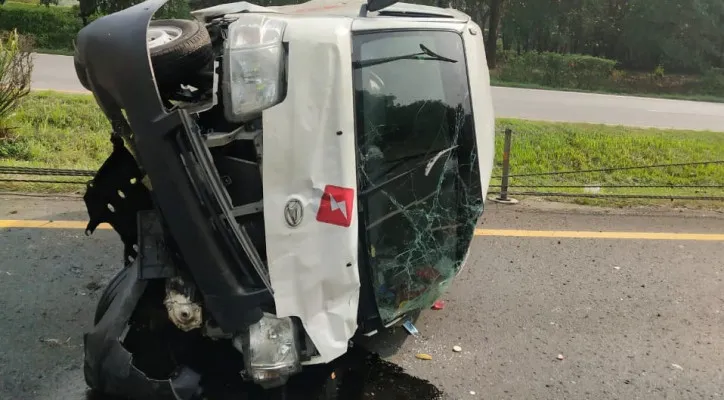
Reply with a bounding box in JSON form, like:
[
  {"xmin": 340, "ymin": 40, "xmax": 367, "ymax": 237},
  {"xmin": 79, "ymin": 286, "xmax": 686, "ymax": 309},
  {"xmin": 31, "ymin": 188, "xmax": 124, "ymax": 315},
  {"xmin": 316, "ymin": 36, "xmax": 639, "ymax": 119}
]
[
  {"xmin": 493, "ymin": 119, "xmax": 724, "ymax": 209},
  {"xmin": 0, "ymin": 91, "xmax": 110, "ymax": 193},
  {"xmin": 1, "ymin": 91, "xmax": 723, "ymax": 209}
]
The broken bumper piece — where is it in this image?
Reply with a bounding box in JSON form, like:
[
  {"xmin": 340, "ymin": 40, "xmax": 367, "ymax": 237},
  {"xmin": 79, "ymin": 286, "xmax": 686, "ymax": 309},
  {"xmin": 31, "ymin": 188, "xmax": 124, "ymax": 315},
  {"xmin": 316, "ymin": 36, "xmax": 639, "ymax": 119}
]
[{"xmin": 83, "ymin": 263, "xmax": 201, "ymax": 400}]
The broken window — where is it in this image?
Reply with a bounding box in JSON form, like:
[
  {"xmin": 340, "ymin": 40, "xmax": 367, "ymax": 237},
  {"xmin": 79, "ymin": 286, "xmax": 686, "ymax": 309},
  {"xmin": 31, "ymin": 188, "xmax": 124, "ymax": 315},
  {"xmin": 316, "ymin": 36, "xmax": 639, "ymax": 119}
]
[{"xmin": 353, "ymin": 30, "xmax": 484, "ymax": 323}]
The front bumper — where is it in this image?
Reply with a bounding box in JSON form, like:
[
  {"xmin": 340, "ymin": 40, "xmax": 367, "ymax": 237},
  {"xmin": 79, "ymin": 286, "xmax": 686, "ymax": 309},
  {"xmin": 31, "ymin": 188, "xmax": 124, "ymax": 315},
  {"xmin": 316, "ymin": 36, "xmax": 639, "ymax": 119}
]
[
  {"xmin": 75, "ymin": 0, "xmax": 271, "ymax": 334},
  {"xmin": 83, "ymin": 263, "xmax": 202, "ymax": 400}
]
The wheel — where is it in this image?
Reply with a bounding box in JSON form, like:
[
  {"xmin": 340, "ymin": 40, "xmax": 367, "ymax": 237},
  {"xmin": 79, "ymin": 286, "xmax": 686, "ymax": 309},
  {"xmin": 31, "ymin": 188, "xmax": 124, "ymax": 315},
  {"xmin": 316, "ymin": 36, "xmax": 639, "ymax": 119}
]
[
  {"xmin": 94, "ymin": 267, "xmax": 129, "ymax": 325},
  {"xmin": 147, "ymin": 19, "xmax": 214, "ymax": 88},
  {"xmin": 73, "ymin": 19, "xmax": 213, "ymax": 91}
]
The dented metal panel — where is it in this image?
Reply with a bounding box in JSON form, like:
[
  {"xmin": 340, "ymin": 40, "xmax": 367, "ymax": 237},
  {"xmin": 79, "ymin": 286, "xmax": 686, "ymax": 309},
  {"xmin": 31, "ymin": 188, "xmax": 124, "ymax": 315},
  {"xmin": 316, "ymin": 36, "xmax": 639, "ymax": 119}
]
[{"xmin": 261, "ymin": 16, "xmax": 360, "ymax": 365}]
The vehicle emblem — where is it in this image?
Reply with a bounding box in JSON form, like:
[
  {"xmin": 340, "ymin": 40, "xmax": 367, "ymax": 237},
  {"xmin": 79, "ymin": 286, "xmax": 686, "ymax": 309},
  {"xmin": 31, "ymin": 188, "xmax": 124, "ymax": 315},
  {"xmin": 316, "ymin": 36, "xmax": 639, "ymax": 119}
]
[
  {"xmin": 316, "ymin": 185, "xmax": 355, "ymax": 227},
  {"xmin": 284, "ymin": 198, "xmax": 304, "ymax": 227}
]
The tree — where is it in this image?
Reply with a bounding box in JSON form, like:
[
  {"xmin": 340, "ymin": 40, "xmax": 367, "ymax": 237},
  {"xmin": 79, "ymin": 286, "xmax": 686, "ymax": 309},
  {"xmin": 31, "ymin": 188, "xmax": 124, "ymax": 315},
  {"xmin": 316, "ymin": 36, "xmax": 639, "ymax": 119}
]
[
  {"xmin": 0, "ymin": 30, "xmax": 33, "ymax": 134},
  {"xmin": 485, "ymin": 0, "xmax": 502, "ymax": 68},
  {"xmin": 79, "ymin": 0, "xmax": 97, "ymax": 26}
]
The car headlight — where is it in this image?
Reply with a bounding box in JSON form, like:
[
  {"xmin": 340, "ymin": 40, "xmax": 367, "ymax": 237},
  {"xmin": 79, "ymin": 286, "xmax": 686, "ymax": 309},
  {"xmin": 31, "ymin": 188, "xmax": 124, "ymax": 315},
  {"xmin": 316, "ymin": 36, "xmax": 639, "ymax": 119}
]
[
  {"xmin": 233, "ymin": 314, "xmax": 301, "ymax": 388},
  {"xmin": 223, "ymin": 14, "xmax": 286, "ymax": 122}
]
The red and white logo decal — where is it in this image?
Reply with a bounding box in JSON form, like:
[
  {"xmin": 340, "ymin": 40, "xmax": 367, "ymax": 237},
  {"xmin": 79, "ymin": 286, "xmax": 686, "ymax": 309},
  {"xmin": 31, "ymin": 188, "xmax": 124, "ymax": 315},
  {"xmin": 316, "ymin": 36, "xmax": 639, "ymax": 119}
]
[{"xmin": 316, "ymin": 185, "xmax": 355, "ymax": 227}]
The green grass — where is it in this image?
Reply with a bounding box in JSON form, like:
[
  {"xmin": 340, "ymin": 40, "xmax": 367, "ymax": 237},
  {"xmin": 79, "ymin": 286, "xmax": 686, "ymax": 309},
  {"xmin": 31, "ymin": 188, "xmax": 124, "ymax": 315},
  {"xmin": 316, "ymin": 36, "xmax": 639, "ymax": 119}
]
[
  {"xmin": 1, "ymin": 91, "xmax": 110, "ymax": 168},
  {"xmin": 0, "ymin": 91, "xmax": 110, "ymax": 192},
  {"xmin": 1, "ymin": 92, "xmax": 722, "ymax": 209},
  {"xmin": 34, "ymin": 48, "xmax": 74, "ymax": 56},
  {"xmin": 493, "ymin": 119, "xmax": 724, "ymax": 208}
]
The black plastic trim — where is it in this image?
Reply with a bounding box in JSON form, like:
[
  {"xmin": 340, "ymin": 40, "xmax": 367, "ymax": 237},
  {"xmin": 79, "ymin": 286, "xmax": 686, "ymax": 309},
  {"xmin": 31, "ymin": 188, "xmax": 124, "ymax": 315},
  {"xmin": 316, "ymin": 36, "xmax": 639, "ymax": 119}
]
[{"xmin": 75, "ymin": 0, "xmax": 269, "ymax": 332}]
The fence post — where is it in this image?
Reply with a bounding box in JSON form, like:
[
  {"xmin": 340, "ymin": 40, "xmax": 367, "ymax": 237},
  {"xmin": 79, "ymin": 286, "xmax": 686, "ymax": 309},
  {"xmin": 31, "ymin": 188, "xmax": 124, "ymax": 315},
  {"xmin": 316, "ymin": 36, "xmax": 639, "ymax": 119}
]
[{"xmin": 491, "ymin": 128, "xmax": 518, "ymax": 205}]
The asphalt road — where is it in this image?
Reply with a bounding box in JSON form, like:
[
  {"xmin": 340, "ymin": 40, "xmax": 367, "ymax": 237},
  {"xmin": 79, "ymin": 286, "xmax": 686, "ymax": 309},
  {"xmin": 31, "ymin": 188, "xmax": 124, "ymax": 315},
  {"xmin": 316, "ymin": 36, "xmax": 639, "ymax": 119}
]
[
  {"xmin": 31, "ymin": 53, "xmax": 724, "ymax": 131},
  {"xmin": 1, "ymin": 195, "xmax": 723, "ymax": 399}
]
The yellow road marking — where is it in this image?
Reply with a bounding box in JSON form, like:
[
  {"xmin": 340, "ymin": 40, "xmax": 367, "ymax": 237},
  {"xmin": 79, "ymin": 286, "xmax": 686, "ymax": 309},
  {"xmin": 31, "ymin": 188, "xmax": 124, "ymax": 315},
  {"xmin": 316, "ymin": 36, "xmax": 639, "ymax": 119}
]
[
  {"xmin": 474, "ymin": 229, "xmax": 724, "ymax": 241},
  {"xmin": 1, "ymin": 220, "xmax": 722, "ymax": 241},
  {"xmin": 31, "ymin": 88, "xmax": 90, "ymax": 95},
  {"xmin": 0, "ymin": 220, "xmax": 111, "ymax": 230}
]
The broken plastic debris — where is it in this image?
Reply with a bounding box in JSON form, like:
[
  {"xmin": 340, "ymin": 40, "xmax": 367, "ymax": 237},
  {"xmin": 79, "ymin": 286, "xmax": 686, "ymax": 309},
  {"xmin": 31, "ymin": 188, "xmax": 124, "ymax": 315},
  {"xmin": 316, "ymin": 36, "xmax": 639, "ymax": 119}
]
[
  {"xmin": 402, "ymin": 320, "xmax": 420, "ymax": 337},
  {"xmin": 431, "ymin": 300, "xmax": 445, "ymax": 310},
  {"xmin": 671, "ymin": 363, "xmax": 684, "ymax": 371},
  {"xmin": 40, "ymin": 337, "xmax": 71, "ymax": 346},
  {"xmin": 614, "ymin": 266, "xmax": 621, "ymax": 270},
  {"xmin": 453, "ymin": 345, "xmax": 462, "ymax": 352},
  {"xmin": 415, "ymin": 353, "xmax": 433, "ymax": 360},
  {"xmin": 470, "ymin": 391, "xmax": 476, "ymax": 395},
  {"xmin": 557, "ymin": 354, "xmax": 565, "ymax": 360}
]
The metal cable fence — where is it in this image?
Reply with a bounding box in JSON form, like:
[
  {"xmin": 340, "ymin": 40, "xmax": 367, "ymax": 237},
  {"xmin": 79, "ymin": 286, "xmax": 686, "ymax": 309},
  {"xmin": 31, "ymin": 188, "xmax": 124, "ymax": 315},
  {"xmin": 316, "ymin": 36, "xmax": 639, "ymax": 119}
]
[
  {"xmin": 2, "ymin": 127, "xmax": 723, "ymax": 203},
  {"xmin": 490, "ymin": 128, "xmax": 724, "ymax": 202},
  {"xmin": 0, "ymin": 166, "xmax": 92, "ymax": 186}
]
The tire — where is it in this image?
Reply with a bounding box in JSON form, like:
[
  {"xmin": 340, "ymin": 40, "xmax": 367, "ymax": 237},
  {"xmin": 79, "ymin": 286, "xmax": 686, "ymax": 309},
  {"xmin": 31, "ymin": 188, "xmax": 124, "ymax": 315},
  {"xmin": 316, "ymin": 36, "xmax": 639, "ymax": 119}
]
[
  {"xmin": 147, "ymin": 19, "xmax": 214, "ymax": 88},
  {"xmin": 73, "ymin": 19, "xmax": 213, "ymax": 91},
  {"xmin": 94, "ymin": 267, "xmax": 129, "ymax": 325}
]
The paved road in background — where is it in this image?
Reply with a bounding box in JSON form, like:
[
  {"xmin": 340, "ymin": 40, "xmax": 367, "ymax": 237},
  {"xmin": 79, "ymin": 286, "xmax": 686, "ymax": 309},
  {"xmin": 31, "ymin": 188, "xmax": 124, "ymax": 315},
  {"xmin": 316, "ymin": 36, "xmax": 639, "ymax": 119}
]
[
  {"xmin": 2, "ymin": 196, "xmax": 724, "ymax": 399},
  {"xmin": 32, "ymin": 53, "xmax": 724, "ymax": 131}
]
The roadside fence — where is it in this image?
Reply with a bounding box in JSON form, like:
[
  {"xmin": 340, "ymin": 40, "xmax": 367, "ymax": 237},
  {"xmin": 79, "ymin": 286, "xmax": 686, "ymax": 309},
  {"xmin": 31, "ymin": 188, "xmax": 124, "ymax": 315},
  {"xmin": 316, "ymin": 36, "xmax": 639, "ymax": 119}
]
[
  {"xmin": 0, "ymin": 166, "xmax": 93, "ymax": 185},
  {"xmin": 490, "ymin": 128, "xmax": 724, "ymax": 203},
  {"xmin": 2, "ymin": 129, "xmax": 723, "ymax": 203}
]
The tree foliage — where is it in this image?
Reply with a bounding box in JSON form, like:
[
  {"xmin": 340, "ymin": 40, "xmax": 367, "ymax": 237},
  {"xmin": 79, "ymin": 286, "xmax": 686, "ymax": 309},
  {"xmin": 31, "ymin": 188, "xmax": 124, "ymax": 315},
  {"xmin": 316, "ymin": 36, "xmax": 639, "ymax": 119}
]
[
  {"xmin": 7, "ymin": 0, "xmax": 721, "ymax": 73},
  {"xmin": 79, "ymin": 0, "xmax": 191, "ymax": 24},
  {"xmin": 0, "ymin": 30, "xmax": 33, "ymax": 133},
  {"xmin": 500, "ymin": 0, "xmax": 724, "ymax": 72}
]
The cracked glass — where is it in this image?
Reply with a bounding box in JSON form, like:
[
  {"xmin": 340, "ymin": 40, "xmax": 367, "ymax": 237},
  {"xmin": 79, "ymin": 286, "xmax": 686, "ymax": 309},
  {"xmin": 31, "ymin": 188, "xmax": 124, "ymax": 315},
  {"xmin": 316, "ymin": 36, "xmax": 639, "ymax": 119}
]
[{"xmin": 352, "ymin": 30, "xmax": 484, "ymax": 323}]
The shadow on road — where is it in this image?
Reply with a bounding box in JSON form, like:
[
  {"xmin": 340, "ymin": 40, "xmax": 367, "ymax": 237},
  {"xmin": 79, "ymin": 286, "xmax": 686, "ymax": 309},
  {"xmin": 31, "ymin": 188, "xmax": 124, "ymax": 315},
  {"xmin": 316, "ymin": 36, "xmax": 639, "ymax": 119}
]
[{"xmin": 82, "ymin": 346, "xmax": 444, "ymax": 400}]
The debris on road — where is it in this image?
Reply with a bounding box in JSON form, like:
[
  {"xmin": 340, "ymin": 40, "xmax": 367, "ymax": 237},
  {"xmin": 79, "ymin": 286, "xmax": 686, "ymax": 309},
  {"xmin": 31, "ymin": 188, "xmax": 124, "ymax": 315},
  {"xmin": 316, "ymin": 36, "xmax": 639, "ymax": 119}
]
[
  {"xmin": 431, "ymin": 300, "xmax": 445, "ymax": 310},
  {"xmin": 403, "ymin": 320, "xmax": 420, "ymax": 337},
  {"xmin": 557, "ymin": 354, "xmax": 565, "ymax": 360},
  {"xmin": 453, "ymin": 345, "xmax": 462, "ymax": 352},
  {"xmin": 39, "ymin": 337, "xmax": 71, "ymax": 347},
  {"xmin": 470, "ymin": 391, "xmax": 476, "ymax": 395},
  {"xmin": 614, "ymin": 266, "xmax": 621, "ymax": 270},
  {"xmin": 671, "ymin": 363, "xmax": 684, "ymax": 371},
  {"xmin": 416, "ymin": 353, "xmax": 433, "ymax": 360}
]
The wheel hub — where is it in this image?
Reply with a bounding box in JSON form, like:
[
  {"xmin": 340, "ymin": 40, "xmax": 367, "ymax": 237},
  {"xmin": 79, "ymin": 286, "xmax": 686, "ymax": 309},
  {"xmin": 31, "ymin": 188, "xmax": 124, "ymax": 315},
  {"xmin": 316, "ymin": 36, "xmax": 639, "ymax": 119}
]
[{"xmin": 147, "ymin": 26, "xmax": 183, "ymax": 49}]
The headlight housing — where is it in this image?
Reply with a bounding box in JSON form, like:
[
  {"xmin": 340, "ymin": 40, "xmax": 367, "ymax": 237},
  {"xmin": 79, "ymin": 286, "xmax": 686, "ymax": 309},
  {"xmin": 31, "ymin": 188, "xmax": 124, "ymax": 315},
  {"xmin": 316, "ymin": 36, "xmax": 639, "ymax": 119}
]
[
  {"xmin": 233, "ymin": 314, "xmax": 301, "ymax": 388},
  {"xmin": 223, "ymin": 14, "xmax": 286, "ymax": 122}
]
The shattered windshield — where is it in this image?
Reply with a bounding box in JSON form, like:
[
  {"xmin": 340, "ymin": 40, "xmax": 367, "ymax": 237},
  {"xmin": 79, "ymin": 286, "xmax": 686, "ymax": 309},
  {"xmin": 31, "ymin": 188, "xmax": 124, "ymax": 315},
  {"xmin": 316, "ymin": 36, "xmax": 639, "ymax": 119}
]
[{"xmin": 353, "ymin": 30, "xmax": 484, "ymax": 323}]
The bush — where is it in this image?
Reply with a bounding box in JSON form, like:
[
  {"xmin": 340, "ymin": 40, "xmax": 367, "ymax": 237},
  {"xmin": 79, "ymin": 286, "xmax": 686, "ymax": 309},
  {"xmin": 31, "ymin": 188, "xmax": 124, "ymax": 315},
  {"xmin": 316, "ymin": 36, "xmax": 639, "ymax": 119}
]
[
  {"xmin": 498, "ymin": 52, "xmax": 617, "ymax": 90},
  {"xmin": 652, "ymin": 64, "xmax": 665, "ymax": 80},
  {"xmin": 0, "ymin": 30, "xmax": 33, "ymax": 133},
  {"xmin": 5, "ymin": 0, "xmax": 41, "ymax": 4},
  {"xmin": 0, "ymin": 2, "xmax": 81, "ymax": 52},
  {"xmin": 693, "ymin": 69, "xmax": 724, "ymax": 96}
]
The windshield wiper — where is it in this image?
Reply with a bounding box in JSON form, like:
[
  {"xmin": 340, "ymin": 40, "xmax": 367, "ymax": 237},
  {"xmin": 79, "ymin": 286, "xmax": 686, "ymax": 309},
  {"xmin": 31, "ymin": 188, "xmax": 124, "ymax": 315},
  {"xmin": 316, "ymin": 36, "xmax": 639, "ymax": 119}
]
[{"xmin": 353, "ymin": 44, "xmax": 458, "ymax": 69}]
